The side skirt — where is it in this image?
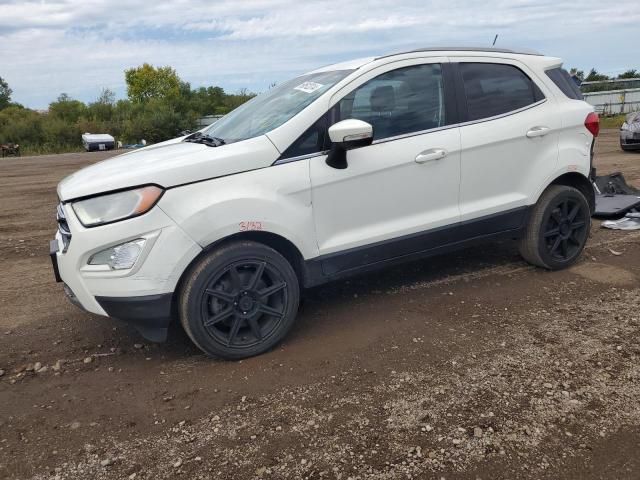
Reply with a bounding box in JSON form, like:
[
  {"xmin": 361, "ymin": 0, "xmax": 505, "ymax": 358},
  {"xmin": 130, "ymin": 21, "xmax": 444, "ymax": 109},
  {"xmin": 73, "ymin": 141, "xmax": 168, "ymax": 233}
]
[{"xmin": 303, "ymin": 206, "xmax": 530, "ymax": 288}]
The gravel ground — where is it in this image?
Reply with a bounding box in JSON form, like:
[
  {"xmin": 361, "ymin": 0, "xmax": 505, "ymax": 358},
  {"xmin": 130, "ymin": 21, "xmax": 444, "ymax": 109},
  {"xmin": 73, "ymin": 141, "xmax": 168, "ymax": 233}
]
[{"xmin": 1, "ymin": 130, "xmax": 639, "ymax": 479}]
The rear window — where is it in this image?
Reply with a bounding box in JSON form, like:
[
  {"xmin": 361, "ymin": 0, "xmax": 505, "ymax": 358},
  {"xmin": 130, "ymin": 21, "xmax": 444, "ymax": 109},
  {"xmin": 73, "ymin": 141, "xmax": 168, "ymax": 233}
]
[
  {"xmin": 545, "ymin": 68, "xmax": 584, "ymax": 100},
  {"xmin": 460, "ymin": 63, "xmax": 545, "ymax": 121}
]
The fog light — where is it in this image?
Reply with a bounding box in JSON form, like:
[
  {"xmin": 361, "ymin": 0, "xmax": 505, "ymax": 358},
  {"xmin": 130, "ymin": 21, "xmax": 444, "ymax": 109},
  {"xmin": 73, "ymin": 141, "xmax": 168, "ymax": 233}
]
[{"xmin": 88, "ymin": 239, "xmax": 145, "ymax": 270}]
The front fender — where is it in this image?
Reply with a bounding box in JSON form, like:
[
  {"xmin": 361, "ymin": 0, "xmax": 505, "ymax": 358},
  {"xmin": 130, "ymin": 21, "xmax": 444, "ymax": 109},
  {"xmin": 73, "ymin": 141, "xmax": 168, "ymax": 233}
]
[{"xmin": 157, "ymin": 160, "xmax": 317, "ymax": 260}]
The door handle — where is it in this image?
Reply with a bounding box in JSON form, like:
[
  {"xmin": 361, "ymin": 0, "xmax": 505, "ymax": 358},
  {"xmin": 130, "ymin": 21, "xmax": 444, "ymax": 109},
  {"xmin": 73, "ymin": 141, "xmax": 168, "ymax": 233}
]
[
  {"xmin": 526, "ymin": 126, "xmax": 550, "ymax": 138},
  {"xmin": 415, "ymin": 148, "xmax": 447, "ymax": 164}
]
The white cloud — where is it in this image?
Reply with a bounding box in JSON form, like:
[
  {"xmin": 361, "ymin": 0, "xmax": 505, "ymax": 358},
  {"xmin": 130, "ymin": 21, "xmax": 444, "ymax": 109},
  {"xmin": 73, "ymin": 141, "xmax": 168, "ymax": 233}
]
[{"xmin": 0, "ymin": 0, "xmax": 638, "ymax": 108}]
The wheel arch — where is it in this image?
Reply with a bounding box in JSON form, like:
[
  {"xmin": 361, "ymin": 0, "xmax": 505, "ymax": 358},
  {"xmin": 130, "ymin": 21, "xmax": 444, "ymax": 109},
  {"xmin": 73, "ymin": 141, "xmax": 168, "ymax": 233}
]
[
  {"xmin": 172, "ymin": 231, "xmax": 308, "ymax": 320},
  {"xmin": 548, "ymin": 172, "xmax": 595, "ymax": 214}
]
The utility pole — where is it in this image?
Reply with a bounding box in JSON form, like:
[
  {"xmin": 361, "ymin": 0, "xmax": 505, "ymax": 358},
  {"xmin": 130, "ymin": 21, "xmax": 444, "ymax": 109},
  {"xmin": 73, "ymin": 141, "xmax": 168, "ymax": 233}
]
[{"xmin": 492, "ymin": 34, "xmax": 498, "ymax": 46}]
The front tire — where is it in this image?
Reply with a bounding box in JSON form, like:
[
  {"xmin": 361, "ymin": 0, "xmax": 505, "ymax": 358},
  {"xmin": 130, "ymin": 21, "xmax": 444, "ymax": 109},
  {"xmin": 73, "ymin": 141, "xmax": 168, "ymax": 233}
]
[
  {"xmin": 519, "ymin": 185, "xmax": 591, "ymax": 270},
  {"xmin": 180, "ymin": 241, "xmax": 300, "ymax": 360}
]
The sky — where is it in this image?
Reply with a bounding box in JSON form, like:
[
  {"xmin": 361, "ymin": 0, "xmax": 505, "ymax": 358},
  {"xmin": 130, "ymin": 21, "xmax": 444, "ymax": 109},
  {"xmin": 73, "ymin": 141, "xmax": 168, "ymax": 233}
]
[{"xmin": 1, "ymin": 0, "xmax": 639, "ymax": 109}]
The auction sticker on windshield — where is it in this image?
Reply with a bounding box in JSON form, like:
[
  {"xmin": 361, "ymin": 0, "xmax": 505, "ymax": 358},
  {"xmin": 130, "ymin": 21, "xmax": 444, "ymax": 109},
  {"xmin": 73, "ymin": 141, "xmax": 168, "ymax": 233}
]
[{"xmin": 294, "ymin": 82, "xmax": 324, "ymax": 94}]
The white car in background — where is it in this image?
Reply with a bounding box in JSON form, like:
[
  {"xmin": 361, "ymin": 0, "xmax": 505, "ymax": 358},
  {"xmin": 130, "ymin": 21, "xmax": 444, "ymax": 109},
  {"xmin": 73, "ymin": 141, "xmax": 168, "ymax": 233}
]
[
  {"xmin": 52, "ymin": 47, "xmax": 599, "ymax": 359},
  {"xmin": 620, "ymin": 111, "xmax": 640, "ymax": 151}
]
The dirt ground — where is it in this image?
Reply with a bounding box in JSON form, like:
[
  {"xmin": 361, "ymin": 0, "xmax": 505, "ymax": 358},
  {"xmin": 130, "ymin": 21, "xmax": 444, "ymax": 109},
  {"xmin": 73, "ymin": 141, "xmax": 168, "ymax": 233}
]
[{"xmin": 1, "ymin": 130, "xmax": 639, "ymax": 480}]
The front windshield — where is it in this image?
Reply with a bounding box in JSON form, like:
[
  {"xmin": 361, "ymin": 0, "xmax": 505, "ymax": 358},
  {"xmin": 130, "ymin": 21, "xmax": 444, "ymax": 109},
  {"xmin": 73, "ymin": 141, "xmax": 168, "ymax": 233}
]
[{"xmin": 203, "ymin": 69, "xmax": 353, "ymax": 143}]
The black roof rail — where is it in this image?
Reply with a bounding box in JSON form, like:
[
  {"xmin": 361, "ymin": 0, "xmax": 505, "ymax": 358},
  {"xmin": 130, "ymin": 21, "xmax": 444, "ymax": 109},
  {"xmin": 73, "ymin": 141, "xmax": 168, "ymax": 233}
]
[{"xmin": 376, "ymin": 46, "xmax": 543, "ymax": 60}]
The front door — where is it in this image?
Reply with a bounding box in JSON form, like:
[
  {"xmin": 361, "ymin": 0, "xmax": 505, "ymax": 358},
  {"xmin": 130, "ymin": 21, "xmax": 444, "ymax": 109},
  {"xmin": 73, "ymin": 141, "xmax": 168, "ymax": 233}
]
[{"xmin": 310, "ymin": 60, "xmax": 461, "ymax": 275}]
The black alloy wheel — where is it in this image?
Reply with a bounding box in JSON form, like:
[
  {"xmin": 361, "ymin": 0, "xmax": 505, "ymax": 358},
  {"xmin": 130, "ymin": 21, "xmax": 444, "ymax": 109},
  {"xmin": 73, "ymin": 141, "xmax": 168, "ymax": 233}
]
[
  {"xmin": 541, "ymin": 196, "xmax": 588, "ymax": 262},
  {"xmin": 202, "ymin": 260, "xmax": 288, "ymax": 348},
  {"xmin": 519, "ymin": 185, "xmax": 591, "ymax": 269},
  {"xmin": 180, "ymin": 241, "xmax": 300, "ymax": 359}
]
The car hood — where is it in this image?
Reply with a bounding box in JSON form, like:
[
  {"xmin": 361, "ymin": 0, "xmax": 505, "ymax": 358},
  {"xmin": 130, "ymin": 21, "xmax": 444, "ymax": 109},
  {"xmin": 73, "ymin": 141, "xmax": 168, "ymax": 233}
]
[{"xmin": 57, "ymin": 135, "xmax": 280, "ymax": 201}]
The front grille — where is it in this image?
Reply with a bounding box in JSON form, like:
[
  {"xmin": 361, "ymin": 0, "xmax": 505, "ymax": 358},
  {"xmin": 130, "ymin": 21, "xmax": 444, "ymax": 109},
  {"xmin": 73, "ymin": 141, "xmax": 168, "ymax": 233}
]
[{"xmin": 57, "ymin": 203, "xmax": 72, "ymax": 252}]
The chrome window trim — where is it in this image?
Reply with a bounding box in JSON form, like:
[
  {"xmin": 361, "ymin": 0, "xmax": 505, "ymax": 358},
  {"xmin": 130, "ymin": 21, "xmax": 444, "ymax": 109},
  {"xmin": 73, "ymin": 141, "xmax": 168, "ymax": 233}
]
[
  {"xmin": 274, "ymin": 150, "xmax": 329, "ymax": 165},
  {"xmin": 272, "ymin": 98, "xmax": 547, "ymax": 164},
  {"xmin": 372, "ymin": 124, "xmax": 456, "ymax": 145},
  {"xmin": 455, "ymin": 98, "xmax": 547, "ymax": 129}
]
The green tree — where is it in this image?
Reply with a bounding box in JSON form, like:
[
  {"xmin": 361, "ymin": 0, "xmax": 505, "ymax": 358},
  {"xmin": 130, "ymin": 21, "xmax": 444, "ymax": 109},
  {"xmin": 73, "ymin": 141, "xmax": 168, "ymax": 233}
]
[
  {"xmin": 87, "ymin": 88, "xmax": 116, "ymax": 124},
  {"xmin": 617, "ymin": 69, "xmax": 639, "ymax": 79},
  {"xmin": 190, "ymin": 86, "xmax": 226, "ymax": 115},
  {"xmin": 125, "ymin": 64, "xmax": 181, "ymax": 103},
  {"xmin": 49, "ymin": 93, "xmax": 87, "ymax": 123},
  {"xmin": 585, "ymin": 68, "xmax": 610, "ymax": 82},
  {"xmin": 0, "ymin": 76, "xmax": 12, "ymax": 110}
]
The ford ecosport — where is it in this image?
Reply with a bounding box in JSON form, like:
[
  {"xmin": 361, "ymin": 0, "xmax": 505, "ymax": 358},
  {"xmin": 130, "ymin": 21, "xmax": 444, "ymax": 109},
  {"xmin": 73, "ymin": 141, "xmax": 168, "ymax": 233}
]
[{"xmin": 52, "ymin": 47, "xmax": 599, "ymax": 359}]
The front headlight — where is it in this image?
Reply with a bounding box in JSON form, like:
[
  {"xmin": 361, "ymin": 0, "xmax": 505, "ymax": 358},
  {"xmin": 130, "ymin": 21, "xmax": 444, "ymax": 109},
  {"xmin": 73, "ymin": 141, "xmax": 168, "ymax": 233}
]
[
  {"xmin": 621, "ymin": 122, "xmax": 629, "ymax": 131},
  {"xmin": 72, "ymin": 185, "xmax": 164, "ymax": 227}
]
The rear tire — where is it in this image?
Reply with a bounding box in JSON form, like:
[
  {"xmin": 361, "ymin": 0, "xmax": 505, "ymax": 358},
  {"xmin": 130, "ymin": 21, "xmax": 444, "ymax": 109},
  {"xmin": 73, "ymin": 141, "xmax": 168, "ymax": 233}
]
[
  {"xmin": 519, "ymin": 185, "xmax": 591, "ymax": 270},
  {"xmin": 180, "ymin": 241, "xmax": 300, "ymax": 360}
]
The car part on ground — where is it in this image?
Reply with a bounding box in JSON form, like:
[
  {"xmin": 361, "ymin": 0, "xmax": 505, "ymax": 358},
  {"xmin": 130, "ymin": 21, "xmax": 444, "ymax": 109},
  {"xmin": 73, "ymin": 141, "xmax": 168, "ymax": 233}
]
[
  {"xmin": 594, "ymin": 172, "xmax": 640, "ymax": 196},
  {"xmin": 593, "ymin": 172, "xmax": 640, "ymax": 218},
  {"xmin": 602, "ymin": 212, "xmax": 640, "ymax": 230}
]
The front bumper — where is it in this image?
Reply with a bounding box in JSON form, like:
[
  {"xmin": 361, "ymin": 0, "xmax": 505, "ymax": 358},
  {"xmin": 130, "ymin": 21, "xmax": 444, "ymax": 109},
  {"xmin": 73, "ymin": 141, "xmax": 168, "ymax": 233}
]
[
  {"xmin": 620, "ymin": 130, "xmax": 640, "ymax": 150},
  {"xmin": 96, "ymin": 293, "xmax": 174, "ymax": 341},
  {"xmin": 51, "ymin": 203, "xmax": 201, "ymax": 341}
]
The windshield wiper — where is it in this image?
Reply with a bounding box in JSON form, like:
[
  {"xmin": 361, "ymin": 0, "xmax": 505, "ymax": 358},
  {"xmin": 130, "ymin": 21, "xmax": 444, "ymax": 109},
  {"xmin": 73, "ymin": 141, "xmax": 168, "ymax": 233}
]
[{"xmin": 184, "ymin": 132, "xmax": 226, "ymax": 147}]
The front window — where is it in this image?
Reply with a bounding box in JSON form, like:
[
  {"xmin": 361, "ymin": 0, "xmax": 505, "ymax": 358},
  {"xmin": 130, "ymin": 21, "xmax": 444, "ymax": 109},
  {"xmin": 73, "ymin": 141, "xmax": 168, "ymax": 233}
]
[
  {"xmin": 333, "ymin": 63, "xmax": 447, "ymax": 141},
  {"xmin": 203, "ymin": 70, "xmax": 353, "ymax": 143}
]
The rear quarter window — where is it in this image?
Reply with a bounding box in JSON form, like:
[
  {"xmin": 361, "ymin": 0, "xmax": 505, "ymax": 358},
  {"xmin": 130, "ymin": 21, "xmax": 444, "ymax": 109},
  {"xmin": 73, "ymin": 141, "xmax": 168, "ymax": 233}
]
[
  {"xmin": 460, "ymin": 63, "xmax": 545, "ymax": 122},
  {"xmin": 545, "ymin": 68, "xmax": 584, "ymax": 100}
]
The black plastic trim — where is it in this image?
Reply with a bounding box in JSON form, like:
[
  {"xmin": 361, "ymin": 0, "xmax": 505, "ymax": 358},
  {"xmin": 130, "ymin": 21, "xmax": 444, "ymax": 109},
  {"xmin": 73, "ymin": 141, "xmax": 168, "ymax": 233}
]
[
  {"xmin": 50, "ymin": 240, "xmax": 62, "ymax": 283},
  {"xmin": 442, "ymin": 63, "xmax": 461, "ymax": 125},
  {"xmin": 450, "ymin": 62, "xmax": 469, "ymax": 123},
  {"xmin": 375, "ymin": 47, "xmax": 543, "ymax": 61},
  {"xmin": 96, "ymin": 293, "xmax": 174, "ymax": 342},
  {"xmin": 302, "ymin": 206, "xmax": 530, "ymax": 287}
]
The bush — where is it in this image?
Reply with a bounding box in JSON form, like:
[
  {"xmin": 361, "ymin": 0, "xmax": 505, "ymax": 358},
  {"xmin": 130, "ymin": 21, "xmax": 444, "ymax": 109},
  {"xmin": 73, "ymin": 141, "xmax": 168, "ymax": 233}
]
[
  {"xmin": 0, "ymin": 71, "xmax": 255, "ymax": 155},
  {"xmin": 0, "ymin": 106, "xmax": 44, "ymax": 146}
]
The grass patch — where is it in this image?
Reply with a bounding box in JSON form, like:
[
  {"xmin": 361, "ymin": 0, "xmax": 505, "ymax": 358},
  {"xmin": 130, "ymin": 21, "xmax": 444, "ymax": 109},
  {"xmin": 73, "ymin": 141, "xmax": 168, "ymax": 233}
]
[{"xmin": 600, "ymin": 114, "xmax": 626, "ymax": 129}]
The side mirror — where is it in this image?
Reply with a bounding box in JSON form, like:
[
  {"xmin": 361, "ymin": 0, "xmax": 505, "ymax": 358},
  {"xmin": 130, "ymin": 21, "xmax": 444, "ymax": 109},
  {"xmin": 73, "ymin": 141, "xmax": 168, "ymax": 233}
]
[{"xmin": 326, "ymin": 119, "xmax": 373, "ymax": 169}]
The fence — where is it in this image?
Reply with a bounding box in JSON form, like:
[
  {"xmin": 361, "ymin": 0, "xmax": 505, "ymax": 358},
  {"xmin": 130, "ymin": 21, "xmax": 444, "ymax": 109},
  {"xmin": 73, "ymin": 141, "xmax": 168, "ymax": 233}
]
[{"xmin": 582, "ymin": 87, "xmax": 640, "ymax": 115}]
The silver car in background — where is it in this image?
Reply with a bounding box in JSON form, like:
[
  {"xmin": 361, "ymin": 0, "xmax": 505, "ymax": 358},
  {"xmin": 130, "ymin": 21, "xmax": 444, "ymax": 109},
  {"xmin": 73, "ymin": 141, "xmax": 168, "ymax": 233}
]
[{"xmin": 620, "ymin": 112, "xmax": 640, "ymax": 151}]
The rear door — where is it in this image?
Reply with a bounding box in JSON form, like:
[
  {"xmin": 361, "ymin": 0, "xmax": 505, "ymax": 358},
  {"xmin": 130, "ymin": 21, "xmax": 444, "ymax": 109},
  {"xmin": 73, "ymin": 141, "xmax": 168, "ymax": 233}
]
[{"xmin": 454, "ymin": 59, "xmax": 560, "ymax": 226}]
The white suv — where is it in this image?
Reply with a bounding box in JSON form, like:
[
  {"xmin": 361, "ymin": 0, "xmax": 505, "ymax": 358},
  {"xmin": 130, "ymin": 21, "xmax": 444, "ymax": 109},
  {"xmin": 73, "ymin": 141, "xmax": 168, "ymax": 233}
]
[{"xmin": 52, "ymin": 47, "xmax": 599, "ymax": 359}]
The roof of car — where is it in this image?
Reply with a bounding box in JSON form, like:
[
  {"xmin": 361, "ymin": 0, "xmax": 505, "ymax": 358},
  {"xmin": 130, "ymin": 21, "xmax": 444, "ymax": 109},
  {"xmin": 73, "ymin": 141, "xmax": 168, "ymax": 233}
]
[{"xmin": 307, "ymin": 47, "xmax": 551, "ymax": 76}]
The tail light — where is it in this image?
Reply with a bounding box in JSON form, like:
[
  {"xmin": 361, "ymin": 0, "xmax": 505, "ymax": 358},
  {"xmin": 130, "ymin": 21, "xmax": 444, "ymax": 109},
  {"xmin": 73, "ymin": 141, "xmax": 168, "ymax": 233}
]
[{"xmin": 584, "ymin": 112, "xmax": 600, "ymax": 137}]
